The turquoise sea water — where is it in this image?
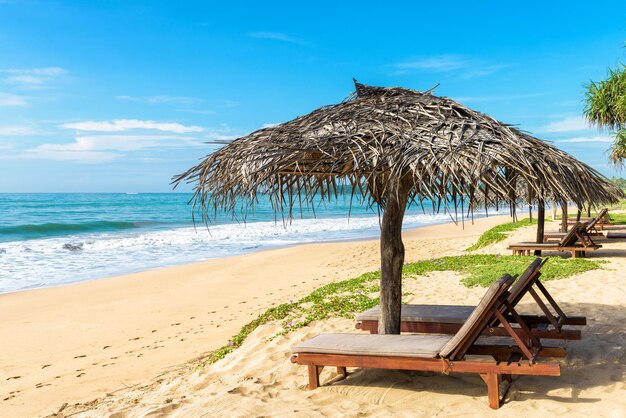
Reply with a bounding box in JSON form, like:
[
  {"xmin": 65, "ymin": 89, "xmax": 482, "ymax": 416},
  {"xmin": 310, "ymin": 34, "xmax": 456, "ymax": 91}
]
[{"xmin": 0, "ymin": 193, "xmax": 504, "ymax": 293}]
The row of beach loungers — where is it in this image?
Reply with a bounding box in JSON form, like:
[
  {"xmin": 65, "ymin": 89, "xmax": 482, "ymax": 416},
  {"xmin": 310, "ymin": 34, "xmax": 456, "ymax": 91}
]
[
  {"xmin": 291, "ymin": 258, "xmax": 579, "ymax": 409},
  {"xmin": 507, "ymin": 208, "xmax": 626, "ymax": 257},
  {"xmin": 290, "ymin": 210, "xmax": 621, "ymax": 408}
]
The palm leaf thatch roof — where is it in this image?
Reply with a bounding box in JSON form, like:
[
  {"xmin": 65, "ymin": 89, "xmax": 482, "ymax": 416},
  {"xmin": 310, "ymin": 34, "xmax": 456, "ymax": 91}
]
[{"xmin": 174, "ymin": 81, "xmax": 622, "ymax": 222}]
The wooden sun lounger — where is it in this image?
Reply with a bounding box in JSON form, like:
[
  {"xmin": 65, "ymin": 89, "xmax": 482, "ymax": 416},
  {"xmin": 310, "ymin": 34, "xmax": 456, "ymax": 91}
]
[
  {"xmin": 567, "ymin": 208, "xmax": 611, "ymax": 230},
  {"xmin": 508, "ymin": 222, "xmax": 601, "ymax": 258},
  {"xmin": 545, "ymin": 208, "xmax": 608, "ymax": 241},
  {"xmin": 291, "ymin": 275, "xmax": 561, "ymax": 409},
  {"xmin": 355, "ymin": 258, "xmax": 584, "ymax": 340}
]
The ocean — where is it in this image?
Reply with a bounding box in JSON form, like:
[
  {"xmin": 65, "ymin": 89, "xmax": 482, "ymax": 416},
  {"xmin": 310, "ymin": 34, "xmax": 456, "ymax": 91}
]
[{"xmin": 0, "ymin": 193, "xmax": 503, "ymax": 294}]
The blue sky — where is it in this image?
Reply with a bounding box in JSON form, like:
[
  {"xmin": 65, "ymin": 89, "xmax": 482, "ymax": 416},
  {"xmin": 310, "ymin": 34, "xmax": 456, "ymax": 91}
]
[{"xmin": 0, "ymin": 1, "xmax": 624, "ymax": 192}]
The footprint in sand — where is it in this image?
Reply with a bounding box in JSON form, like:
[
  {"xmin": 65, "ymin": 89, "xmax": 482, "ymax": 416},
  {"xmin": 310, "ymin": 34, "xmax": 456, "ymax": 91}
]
[
  {"xmin": 74, "ymin": 354, "xmax": 86, "ymax": 359},
  {"xmin": 152, "ymin": 329, "xmax": 158, "ymax": 333},
  {"xmin": 76, "ymin": 372, "xmax": 85, "ymax": 378},
  {"xmin": 170, "ymin": 323, "xmax": 181, "ymax": 326},
  {"xmin": 129, "ymin": 337, "xmax": 141, "ymax": 341},
  {"xmin": 35, "ymin": 383, "xmax": 51, "ymax": 389},
  {"xmin": 42, "ymin": 364, "xmax": 51, "ymax": 369},
  {"xmin": 6, "ymin": 376, "xmax": 21, "ymax": 380},
  {"xmin": 103, "ymin": 345, "xmax": 111, "ymax": 349}
]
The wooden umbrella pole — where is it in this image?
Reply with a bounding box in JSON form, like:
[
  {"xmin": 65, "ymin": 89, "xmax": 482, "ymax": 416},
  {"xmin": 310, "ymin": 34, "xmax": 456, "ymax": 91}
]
[
  {"xmin": 535, "ymin": 198, "xmax": 545, "ymax": 255},
  {"xmin": 561, "ymin": 201, "xmax": 568, "ymax": 232},
  {"xmin": 378, "ymin": 183, "xmax": 410, "ymax": 335},
  {"xmin": 528, "ymin": 187, "xmax": 534, "ymax": 223}
]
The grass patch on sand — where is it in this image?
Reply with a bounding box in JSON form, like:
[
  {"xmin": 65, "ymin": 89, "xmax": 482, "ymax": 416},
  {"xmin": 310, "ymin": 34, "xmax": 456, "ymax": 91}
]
[
  {"xmin": 466, "ymin": 218, "xmax": 544, "ymax": 251},
  {"xmin": 404, "ymin": 254, "xmax": 603, "ymax": 287},
  {"xmin": 607, "ymin": 213, "xmax": 626, "ymax": 224},
  {"xmin": 202, "ymin": 254, "xmax": 603, "ymax": 365}
]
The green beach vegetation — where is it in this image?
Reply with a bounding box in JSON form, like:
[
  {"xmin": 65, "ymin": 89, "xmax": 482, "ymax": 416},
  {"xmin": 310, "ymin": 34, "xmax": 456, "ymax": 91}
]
[
  {"xmin": 583, "ymin": 62, "xmax": 626, "ymax": 165},
  {"xmin": 202, "ymin": 253, "xmax": 603, "ymax": 365},
  {"xmin": 466, "ymin": 218, "xmax": 543, "ymax": 251}
]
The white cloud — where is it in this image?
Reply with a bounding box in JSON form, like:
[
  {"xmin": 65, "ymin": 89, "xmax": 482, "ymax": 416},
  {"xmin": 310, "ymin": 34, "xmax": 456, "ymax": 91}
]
[
  {"xmin": 0, "ymin": 125, "xmax": 35, "ymax": 136},
  {"xmin": 556, "ymin": 136, "xmax": 613, "ymax": 144},
  {"xmin": 261, "ymin": 123, "xmax": 279, "ymax": 128},
  {"xmin": 25, "ymin": 147, "xmax": 119, "ymax": 163},
  {"xmin": 204, "ymin": 126, "xmax": 239, "ymax": 142},
  {"xmin": 393, "ymin": 55, "xmax": 508, "ymax": 79},
  {"xmin": 458, "ymin": 64, "xmax": 510, "ymax": 79},
  {"xmin": 0, "ymin": 92, "xmax": 27, "ymax": 107},
  {"xmin": 59, "ymin": 119, "xmax": 203, "ymax": 133},
  {"xmin": 541, "ymin": 116, "xmax": 589, "ymax": 133},
  {"xmin": 2, "ymin": 67, "xmax": 66, "ymax": 89},
  {"xmin": 116, "ymin": 95, "xmax": 201, "ymax": 105},
  {"xmin": 395, "ymin": 55, "xmax": 468, "ymax": 72},
  {"xmin": 23, "ymin": 133, "xmax": 205, "ymax": 163},
  {"xmin": 249, "ymin": 31, "xmax": 306, "ymax": 45}
]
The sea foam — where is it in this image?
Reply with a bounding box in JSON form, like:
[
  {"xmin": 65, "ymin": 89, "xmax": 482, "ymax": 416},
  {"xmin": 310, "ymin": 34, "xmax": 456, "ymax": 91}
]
[{"xmin": 0, "ymin": 209, "xmax": 504, "ymax": 294}]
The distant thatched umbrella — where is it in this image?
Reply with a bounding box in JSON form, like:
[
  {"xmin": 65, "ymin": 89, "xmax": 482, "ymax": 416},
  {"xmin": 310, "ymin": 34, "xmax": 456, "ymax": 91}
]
[{"xmin": 174, "ymin": 81, "xmax": 622, "ymax": 334}]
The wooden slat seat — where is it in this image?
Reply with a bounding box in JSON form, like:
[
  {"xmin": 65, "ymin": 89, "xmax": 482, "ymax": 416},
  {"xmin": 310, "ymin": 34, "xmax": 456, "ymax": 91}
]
[{"xmin": 292, "ymin": 334, "xmax": 451, "ymax": 358}]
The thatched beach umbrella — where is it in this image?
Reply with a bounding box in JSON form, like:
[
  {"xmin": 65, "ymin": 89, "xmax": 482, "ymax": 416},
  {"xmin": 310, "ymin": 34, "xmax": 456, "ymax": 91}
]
[{"xmin": 174, "ymin": 81, "xmax": 622, "ymax": 334}]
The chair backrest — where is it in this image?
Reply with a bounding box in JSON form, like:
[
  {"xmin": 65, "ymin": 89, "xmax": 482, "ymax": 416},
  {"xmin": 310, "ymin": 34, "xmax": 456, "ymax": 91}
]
[
  {"xmin": 577, "ymin": 223, "xmax": 598, "ymax": 248},
  {"xmin": 587, "ymin": 208, "xmax": 608, "ymax": 230},
  {"xmin": 598, "ymin": 208, "xmax": 610, "ymax": 222},
  {"xmin": 587, "ymin": 208, "xmax": 609, "ymax": 232},
  {"xmin": 559, "ymin": 222, "xmax": 584, "ymax": 247},
  {"xmin": 438, "ymin": 274, "xmax": 515, "ymax": 360},
  {"xmin": 507, "ymin": 258, "xmax": 545, "ymax": 307}
]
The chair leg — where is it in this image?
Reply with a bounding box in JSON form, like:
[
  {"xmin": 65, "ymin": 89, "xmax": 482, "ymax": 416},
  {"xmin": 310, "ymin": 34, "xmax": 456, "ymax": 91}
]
[
  {"xmin": 337, "ymin": 366, "xmax": 347, "ymax": 380},
  {"xmin": 480, "ymin": 372, "xmax": 501, "ymax": 409},
  {"xmin": 308, "ymin": 365, "xmax": 323, "ymax": 389}
]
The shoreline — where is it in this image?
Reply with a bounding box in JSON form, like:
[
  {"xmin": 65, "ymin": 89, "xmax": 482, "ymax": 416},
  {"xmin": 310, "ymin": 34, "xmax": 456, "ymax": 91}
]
[
  {"xmin": 0, "ymin": 214, "xmax": 516, "ymax": 416},
  {"xmin": 0, "ymin": 209, "xmax": 509, "ymax": 296}
]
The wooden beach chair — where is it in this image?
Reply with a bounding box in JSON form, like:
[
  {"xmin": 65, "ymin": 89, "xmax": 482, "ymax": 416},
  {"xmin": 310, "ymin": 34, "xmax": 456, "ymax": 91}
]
[
  {"xmin": 355, "ymin": 258, "xmax": 584, "ymax": 340},
  {"xmin": 291, "ymin": 275, "xmax": 561, "ymax": 409},
  {"xmin": 508, "ymin": 222, "xmax": 600, "ymax": 258},
  {"xmin": 545, "ymin": 208, "xmax": 608, "ymax": 241},
  {"xmin": 567, "ymin": 208, "xmax": 611, "ymax": 230}
]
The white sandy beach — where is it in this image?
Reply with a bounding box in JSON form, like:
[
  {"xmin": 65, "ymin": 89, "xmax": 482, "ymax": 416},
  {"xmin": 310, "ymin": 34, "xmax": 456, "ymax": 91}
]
[{"xmin": 1, "ymin": 214, "xmax": 625, "ymax": 417}]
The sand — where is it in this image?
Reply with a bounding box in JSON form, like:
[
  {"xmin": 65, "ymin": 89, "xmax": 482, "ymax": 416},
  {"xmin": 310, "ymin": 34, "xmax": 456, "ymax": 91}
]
[{"xmin": 1, "ymin": 214, "xmax": 625, "ymax": 417}]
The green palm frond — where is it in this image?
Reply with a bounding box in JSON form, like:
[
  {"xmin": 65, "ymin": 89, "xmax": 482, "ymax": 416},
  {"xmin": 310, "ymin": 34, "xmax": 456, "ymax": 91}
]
[
  {"xmin": 609, "ymin": 129, "xmax": 626, "ymax": 165},
  {"xmin": 584, "ymin": 64, "xmax": 626, "ymax": 130}
]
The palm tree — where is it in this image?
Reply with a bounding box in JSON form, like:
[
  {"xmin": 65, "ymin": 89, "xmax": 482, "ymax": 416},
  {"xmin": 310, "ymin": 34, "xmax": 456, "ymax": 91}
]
[{"xmin": 583, "ymin": 64, "xmax": 626, "ymax": 164}]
